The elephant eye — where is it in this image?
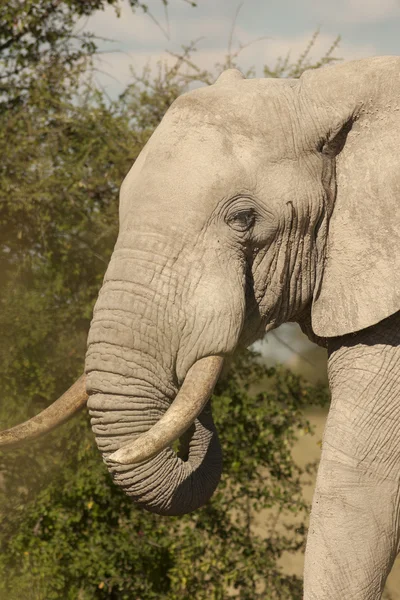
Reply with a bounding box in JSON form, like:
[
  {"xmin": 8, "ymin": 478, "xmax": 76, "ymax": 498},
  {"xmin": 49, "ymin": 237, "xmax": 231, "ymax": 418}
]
[{"xmin": 227, "ymin": 209, "xmax": 256, "ymax": 232}]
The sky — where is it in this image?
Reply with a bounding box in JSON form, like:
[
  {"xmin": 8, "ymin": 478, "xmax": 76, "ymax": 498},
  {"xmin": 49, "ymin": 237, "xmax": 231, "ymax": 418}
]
[
  {"xmin": 82, "ymin": 0, "xmax": 400, "ymax": 97},
  {"xmin": 81, "ymin": 0, "xmax": 399, "ymax": 367}
]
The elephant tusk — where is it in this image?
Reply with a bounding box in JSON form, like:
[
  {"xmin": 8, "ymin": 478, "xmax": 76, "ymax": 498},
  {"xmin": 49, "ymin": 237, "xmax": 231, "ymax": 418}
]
[
  {"xmin": 109, "ymin": 355, "xmax": 224, "ymax": 465},
  {"xmin": 0, "ymin": 375, "xmax": 88, "ymax": 449}
]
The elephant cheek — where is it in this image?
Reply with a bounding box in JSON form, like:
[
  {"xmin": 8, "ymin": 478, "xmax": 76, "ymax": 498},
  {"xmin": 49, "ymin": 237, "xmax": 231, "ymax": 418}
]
[{"xmin": 177, "ymin": 269, "xmax": 246, "ymax": 382}]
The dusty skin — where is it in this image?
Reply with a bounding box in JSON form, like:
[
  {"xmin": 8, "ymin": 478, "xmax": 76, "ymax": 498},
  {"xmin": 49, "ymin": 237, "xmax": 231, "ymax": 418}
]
[
  {"xmin": 1, "ymin": 57, "xmax": 400, "ymax": 599},
  {"xmin": 275, "ymin": 407, "xmax": 400, "ymax": 600}
]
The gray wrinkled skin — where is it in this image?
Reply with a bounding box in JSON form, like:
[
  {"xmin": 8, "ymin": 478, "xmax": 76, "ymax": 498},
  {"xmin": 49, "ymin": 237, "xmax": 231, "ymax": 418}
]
[{"xmin": 85, "ymin": 57, "xmax": 400, "ymax": 598}]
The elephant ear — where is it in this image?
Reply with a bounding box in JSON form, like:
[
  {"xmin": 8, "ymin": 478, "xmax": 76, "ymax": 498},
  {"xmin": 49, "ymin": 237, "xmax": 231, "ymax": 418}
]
[{"xmin": 302, "ymin": 57, "xmax": 400, "ymax": 338}]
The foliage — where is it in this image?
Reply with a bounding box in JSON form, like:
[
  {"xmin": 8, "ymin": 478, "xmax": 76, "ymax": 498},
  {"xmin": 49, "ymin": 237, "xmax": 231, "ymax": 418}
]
[
  {"xmin": 0, "ymin": 70, "xmax": 133, "ymax": 428},
  {"xmin": 0, "ymin": 351, "xmax": 328, "ymax": 600},
  {"xmin": 263, "ymin": 29, "xmax": 341, "ymax": 78},
  {"xmin": 0, "ymin": 9, "xmax": 335, "ymax": 599},
  {"xmin": 0, "ymin": 0, "xmax": 189, "ymax": 111}
]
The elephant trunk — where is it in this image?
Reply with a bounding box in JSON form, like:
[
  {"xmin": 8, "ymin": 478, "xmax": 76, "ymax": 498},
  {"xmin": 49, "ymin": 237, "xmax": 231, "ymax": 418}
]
[
  {"xmin": 85, "ymin": 251, "xmax": 223, "ymax": 515},
  {"xmin": 87, "ymin": 383, "xmax": 222, "ymax": 515}
]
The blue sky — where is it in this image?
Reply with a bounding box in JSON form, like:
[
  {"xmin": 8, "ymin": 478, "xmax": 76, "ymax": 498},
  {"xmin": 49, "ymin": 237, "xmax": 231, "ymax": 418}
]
[{"xmin": 83, "ymin": 0, "xmax": 400, "ymax": 97}]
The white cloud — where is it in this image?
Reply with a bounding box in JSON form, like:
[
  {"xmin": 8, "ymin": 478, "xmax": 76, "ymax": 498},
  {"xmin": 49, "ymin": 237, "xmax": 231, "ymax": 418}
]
[
  {"xmin": 308, "ymin": 0, "xmax": 400, "ymax": 24},
  {"xmin": 90, "ymin": 50, "xmax": 179, "ymax": 95},
  {"xmin": 247, "ymin": 32, "xmax": 377, "ymax": 66},
  {"xmin": 89, "ymin": 31, "xmax": 377, "ymax": 98},
  {"xmin": 82, "ymin": 0, "xmax": 241, "ymax": 51},
  {"xmin": 81, "ymin": 0, "xmax": 381, "ymax": 98},
  {"xmin": 81, "ymin": 2, "xmax": 168, "ymax": 48}
]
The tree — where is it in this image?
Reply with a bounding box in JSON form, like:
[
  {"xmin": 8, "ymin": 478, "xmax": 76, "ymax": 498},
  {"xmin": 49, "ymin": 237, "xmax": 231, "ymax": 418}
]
[{"xmin": 0, "ymin": 0, "xmax": 193, "ymax": 111}]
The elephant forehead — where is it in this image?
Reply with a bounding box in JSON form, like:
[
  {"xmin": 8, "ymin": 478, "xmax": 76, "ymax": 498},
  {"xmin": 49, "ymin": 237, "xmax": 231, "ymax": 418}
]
[
  {"xmin": 132, "ymin": 127, "xmax": 257, "ymax": 201},
  {"xmin": 119, "ymin": 85, "xmax": 308, "ymax": 221},
  {"xmin": 149, "ymin": 127, "xmax": 253, "ymax": 174},
  {"xmin": 161, "ymin": 96, "xmax": 299, "ymax": 159},
  {"xmin": 140, "ymin": 107, "xmax": 299, "ymax": 190},
  {"xmin": 168, "ymin": 80, "xmax": 299, "ymax": 138}
]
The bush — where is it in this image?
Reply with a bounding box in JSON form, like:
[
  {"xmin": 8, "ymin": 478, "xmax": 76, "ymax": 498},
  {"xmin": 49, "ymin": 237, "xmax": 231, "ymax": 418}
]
[{"xmin": 0, "ymin": 350, "xmax": 328, "ymax": 599}]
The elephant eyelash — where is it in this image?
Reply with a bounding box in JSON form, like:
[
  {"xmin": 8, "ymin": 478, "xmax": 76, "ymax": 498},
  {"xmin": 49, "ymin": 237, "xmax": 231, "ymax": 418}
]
[{"xmin": 226, "ymin": 209, "xmax": 256, "ymax": 232}]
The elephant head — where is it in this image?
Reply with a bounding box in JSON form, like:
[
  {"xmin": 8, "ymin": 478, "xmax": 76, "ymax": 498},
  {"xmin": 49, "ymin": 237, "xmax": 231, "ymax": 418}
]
[
  {"xmin": 84, "ymin": 67, "xmax": 333, "ymax": 515},
  {"xmin": 1, "ymin": 56, "xmax": 400, "ymax": 598}
]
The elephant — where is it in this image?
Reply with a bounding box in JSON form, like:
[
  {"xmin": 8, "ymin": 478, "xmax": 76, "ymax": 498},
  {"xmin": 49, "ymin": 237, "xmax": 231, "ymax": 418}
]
[{"xmin": 1, "ymin": 55, "xmax": 400, "ymax": 599}]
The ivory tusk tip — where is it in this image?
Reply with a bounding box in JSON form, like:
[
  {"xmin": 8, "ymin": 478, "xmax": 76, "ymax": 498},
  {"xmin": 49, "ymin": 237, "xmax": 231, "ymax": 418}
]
[
  {"xmin": 108, "ymin": 448, "xmax": 132, "ymax": 464},
  {"xmin": 109, "ymin": 444, "xmax": 151, "ymax": 465}
]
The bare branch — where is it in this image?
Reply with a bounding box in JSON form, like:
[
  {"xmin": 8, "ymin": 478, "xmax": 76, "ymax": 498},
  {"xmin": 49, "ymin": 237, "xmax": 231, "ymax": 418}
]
[{"xmin": 227, "ymin": 2, "xmax": 244, "ymax": 68}]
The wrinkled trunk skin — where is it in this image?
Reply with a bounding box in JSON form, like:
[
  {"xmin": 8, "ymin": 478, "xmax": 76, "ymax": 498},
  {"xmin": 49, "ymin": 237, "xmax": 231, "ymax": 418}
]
[
  {"xmin": 87, "ymin": 386, "xmax": 222, "ymax": 515},
  {"xmin": 85, "ymin": 247, "xmax": 222, "ymax": 515},
  {"xmin": 304, "ymin": 311, "xmax": 400, "ymax": 599}
]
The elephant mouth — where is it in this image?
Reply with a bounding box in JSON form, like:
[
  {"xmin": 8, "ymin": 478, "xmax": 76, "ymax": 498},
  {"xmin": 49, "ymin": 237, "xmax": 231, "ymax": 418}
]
[{"xmin": 0, "ymin": 356, "xmax": 224, "ymax": 460}]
